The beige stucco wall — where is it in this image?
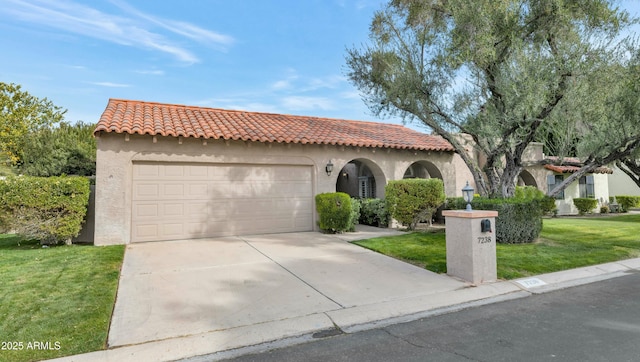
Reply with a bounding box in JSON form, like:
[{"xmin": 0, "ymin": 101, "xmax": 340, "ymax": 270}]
[
  {"xmin": 95, "ymin": 133, "xmax": 463, "ymax": 245},
  {"xmin": 552, "ymin": 173, "xmax": 609, "ymax": 215},
  {"xmin": 608, "ymin": 165, "xmax": 640, "ymax": 197}
]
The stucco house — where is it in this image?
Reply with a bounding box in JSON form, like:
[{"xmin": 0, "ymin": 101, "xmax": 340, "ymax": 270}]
[
  {"xmin": 93, "ymin": 99, "xmax": 620, "ymax": 245},
  {"xmin": 518, "ymin": 146, "xmax": 612, "ymax": 215},
  {"xmin": 93, "ymin": 99, "xmax": 471, "ymax": 245},
  {"xmin": 608, "ymin": 164, "xmax": 640, "ymax": 198}
]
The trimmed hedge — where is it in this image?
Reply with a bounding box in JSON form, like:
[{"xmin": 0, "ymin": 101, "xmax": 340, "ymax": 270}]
[
  {"xmin": 386, "ymin": 178, "xmax": 445, "ymax": 230},
  {"xmin": 0, "ymin": 176, "xmax": 90, "ymax": 244},
  {"xmin": 446, "ymin": 196, "xmax": 543, "ymax": 244},
  {"xmin": 359, "ymin": 198, "xmax": 390, "ymax": 227},
  {"xmin": 615, "ymin": 196, "xmax": 640, "ymax": 212},
  {"xmin": 573, "ymin": 198, "xmax": 598, "ymax": 215},
  {"xmin": 348, "ymin": 197, "xmax": 361, "ymax": 232},
  {"xmin": 315, "ymin": 192, "xmax": 353, "ymax": 233}
]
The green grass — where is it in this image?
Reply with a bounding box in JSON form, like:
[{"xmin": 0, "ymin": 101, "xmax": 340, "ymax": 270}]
[
  {"xmin": 0, "ymin": 235, "xmax": 124, "ymax": 362},
  {"xmin": 354, "ymin": 214, "xmax": 640, "ymax": 280}
]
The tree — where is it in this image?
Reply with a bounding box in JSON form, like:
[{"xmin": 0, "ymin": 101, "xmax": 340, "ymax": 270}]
[
  {"xmin": 0, "ymin": 82, "xmax": 66, "ymax": 165},
  {"xmin": 546, "ymin": 50, "xmax": 640, "ymax": 197},
  {"xmin": 346, "ymin": 0, "xmax": 634, "ymax": 197},
  {"xmin": 20, "ymin": 122, "xmax": 96, "ymax": 176}
]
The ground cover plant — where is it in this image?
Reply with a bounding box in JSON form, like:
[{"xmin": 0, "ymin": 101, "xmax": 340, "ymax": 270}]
[
  {"xmin": 354, "ymin": 214, "xmax": 640, "ymax": 280},
  {"xmin": 0, "ymin": 234, "xmax": 124, "ymax": 362}
]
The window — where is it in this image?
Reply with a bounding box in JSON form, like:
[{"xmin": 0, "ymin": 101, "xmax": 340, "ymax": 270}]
[
  {"xmin": 547, "ymin": 174, "xmax": 564, "ymax": 200},
  {"xmin": 579, "ymin": 175, "xmax": 595, "ymax": 198},
  {"xmin": 358, "ymin": 176, "xmax": 376, "ymax": 198}
]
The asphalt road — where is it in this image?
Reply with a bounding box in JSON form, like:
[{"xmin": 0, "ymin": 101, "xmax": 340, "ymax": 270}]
[{"xmin": 222, "ymin": 271, "xmax": 640, "ymax": 362}]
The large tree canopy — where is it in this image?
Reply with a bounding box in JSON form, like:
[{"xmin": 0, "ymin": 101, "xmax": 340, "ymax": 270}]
[
  {"xmin": 346, "ymin": 0, "xmax": 637, "ymax": 197},
  {"xmin": 0, "ymin": 82, "xmax": 66, "ymax": 165},
  {"xmin": 20, "ymin": 122, "xmax": 96, "ymax": 177},
  {"xmin": 546, "ymin": 51, "xmax": 640, "ymax": 196}
]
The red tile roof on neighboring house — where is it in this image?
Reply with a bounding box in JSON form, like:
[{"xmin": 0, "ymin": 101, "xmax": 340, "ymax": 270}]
[
  {"xmin": 94, "ymin": 99, "xmax": 455, "ymax": 152},
  {"xmin": 542, "ymin": 157, "xmax": 613, "ymax": 174}
]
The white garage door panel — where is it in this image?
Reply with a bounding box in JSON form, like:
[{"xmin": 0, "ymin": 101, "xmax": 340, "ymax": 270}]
[{"xmin": 132, "ymin": 162, "xmax": 313, "ymax": 242}]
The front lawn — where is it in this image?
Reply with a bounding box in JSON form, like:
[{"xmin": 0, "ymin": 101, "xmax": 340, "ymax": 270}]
[
  {"xmin": 0, "ymin": 235, "xmax": 124, "ymax": 362},
  {"xmin": 354, "ymin": 214, "xmax": 640, "ymax": 280}
]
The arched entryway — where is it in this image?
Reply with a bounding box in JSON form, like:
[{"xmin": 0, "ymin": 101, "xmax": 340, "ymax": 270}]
[
  {"xmin": 336, "ymin": 158, "xmax": 386, "ymax": 199},
  {"xmin": 517, "ymin": 169, "xmax": 538, "ymax": 188},
  {"xmin": 403, "ymin": 160, "xmax": 443, "ymax": 180}
]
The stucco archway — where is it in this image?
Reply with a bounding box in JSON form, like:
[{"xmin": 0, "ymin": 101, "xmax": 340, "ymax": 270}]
[
  {"xmin": 336, "ymin": 158, "xmax": 387, "ymax": 199},
  {"xmin": 403, "ymin": 160, "xmax": 444, "ymax": 180},
  {"xmin": 517, "ymin": 169, "xmax": 538, "ymax": 188}
]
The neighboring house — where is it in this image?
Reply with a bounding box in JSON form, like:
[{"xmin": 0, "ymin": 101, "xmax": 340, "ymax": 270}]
[
  {"xmin": 608, "ymin": 164, "xmax": 640, "ymax": 197},
  {"xmin": 93, "ymin": 99, "xmax": 469, "ymax": 245},
  {"xmin": 518, "ymin": 147, "xmax": 612, "ymax": 215}
]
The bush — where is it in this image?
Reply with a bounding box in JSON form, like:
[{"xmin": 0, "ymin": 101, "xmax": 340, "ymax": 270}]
[
  {"xmin": 573, "ymin": 198, "xmax": 598, "ymax": 215},
  {"xmin": 600, "ymin": 205, "xmax": 610, "ymax": 214},
  {"xmin": 359, "ymin": 198, "xmax": 390, "ymax": 227},
  {"xmin": 615, "ymin": 196, "xmax": 640, "ymax": 212},
  {"xmin": 446, "ymin": 196, "xmax": 543, "ymax": 244},
  {"xmin": 515, "ymin": 186, "xmax": 556, "ymax": 216},
  {"xmin": 386, "ymin": 179, "xmax": 445, "ymax": 230},
  {"xmin": 315, "ymin": 192, "xmax": 353, "ymax": 233},
  {"xmin": 348, "ymin": 198, "xmax": 361, "ymax": 232},
  {"xmin": 0, "ymin": 176, "xmax": 90, "ymax": 244},
  {"xmin": 540, "ymin": 196, "xmax": 557, "ymax": 216}
]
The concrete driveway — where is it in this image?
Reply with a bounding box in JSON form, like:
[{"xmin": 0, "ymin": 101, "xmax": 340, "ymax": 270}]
[{"xmin": 108, "ymin": 227, "xmax": 467, "ymax": 347}]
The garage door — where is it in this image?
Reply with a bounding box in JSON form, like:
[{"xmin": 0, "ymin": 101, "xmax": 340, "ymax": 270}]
[{"xmin": 131, "ymin": 162, "xmax": 314, "ymax": 242}]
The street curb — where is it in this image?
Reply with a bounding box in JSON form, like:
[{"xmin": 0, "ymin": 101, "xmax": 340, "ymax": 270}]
[{"xmin": 47, "ymin": 258, "xmax": 640, "ymax": 362}]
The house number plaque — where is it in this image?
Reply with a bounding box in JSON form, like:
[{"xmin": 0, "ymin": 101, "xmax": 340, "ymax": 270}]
[{"xmin": 477, "ymin": 236, "xmax": 492, "ymax": 244}]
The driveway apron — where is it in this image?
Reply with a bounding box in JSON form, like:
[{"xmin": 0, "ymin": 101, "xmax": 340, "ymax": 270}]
[{"xmin": 108, "ymin": 229, "xmax": 465, "ymax": 347}]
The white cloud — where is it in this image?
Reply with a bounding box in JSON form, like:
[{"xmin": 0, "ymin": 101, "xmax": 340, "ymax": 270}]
[
  {"xmin": 271, "ymin": 80, "xmax": 292, "ymax": 90},
  {"xmin": 271, "ymin": 68, "xmax": 299, "ymax": 90},
  {"xmin": 2, "ymin": 0, "xmax": 234, "ymax": 64},
  {"xmin": 109, "ymin": 0, "xmax": 234, "ymax": 48},
  {"xmin": 89, "ymin": 81, "xmax": 131, "ymax": 88},
  {"xmin": 303, "ymin": 75, "xmax": 345, "ymax": 91},
  {"xmin": 339, "ymin": 90, "xmax": 361, "ymax": 100},
  {"xmin": 281, "ymin": 96, "xmax": 334, "ymax": 111},
  {"xmin": 135, "ymin": 69, "xmax": 165, "ymax": 76}
]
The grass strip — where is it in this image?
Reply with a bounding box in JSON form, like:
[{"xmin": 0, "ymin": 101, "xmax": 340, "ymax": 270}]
[
  {"xmin": 354, "ymin": 214, "xmax": 640, "ymax": 280},
  {"xmin": 0, "ymin": 235, "xmax": 124, "ymax": 362}
]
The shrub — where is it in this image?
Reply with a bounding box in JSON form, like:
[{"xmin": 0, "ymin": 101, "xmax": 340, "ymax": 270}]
[
  {"xmin": 0, "ymin": 176, "xmax": 90, "ymax": 244},
  {"xmin": 515, "ymin": 186, "xmax": 556, "ymax": 216},
  {"xmin": 348, "ymin": 198, "xmax": 361, "ymax": 232},
  {"xmin": 573, "ymin": 198, "xmax": 598, "ymax": 215},
  {"xmin": 446, "ymin": 197, "xmax": 543, "ymax": 244},
  {"xmin": 600, "ymin": 205, "xmax": 610, "ymax": 214},
  {"xmin": 315, "ymin": 192, "xmax": 353, "ymax": 233},
  {"xmin": 385, "ymin": 178, "xmax": 445, "ymax": 230},
  {"xmin": 359, "ymin": 198, "xmax": 390, "ymax": 227},
  {"xmin": 540, "ymin": 196, "xmax": 558, "ymax": 216},
  {"xmin": 615, "ymin": 196, "xmax": 640, "ymax": 212}
]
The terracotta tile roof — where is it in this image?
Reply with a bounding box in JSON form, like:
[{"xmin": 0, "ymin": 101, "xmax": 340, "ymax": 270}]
[
  {"xmin": 94, "ymin": 99, "xmax": 454, "ymax": 152},
  {"xmin": 542, "ymin": 157, "xmax": 613, "ymax": 174}
]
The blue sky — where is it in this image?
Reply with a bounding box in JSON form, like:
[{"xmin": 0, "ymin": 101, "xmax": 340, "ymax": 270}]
[{"xmin": 0, "ymin": 0, "xmax": 638, "ymax": 131}]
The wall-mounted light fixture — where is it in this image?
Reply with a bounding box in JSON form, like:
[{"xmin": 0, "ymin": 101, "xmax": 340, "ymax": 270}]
[
  {"xmin": 462, "ymin": 181, "xmax": 474, "ymax": 211},
  {"xmin": 325, "ymin": 160, "xmax": 334, "ymax": 176}
]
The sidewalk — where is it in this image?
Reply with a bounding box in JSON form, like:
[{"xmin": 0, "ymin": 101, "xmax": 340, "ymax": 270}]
[{"xmin": 48, "ymin": 250, "xmax": 640, "ymax": 362}]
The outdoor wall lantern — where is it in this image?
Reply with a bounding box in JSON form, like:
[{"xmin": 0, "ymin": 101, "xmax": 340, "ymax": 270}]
[
  {"xmin": 325, "ymin": 160, "xmax": 334, "ymax": 176},
  {"xmin": 462, "ymin": 181, "xmax": 474, "ymax": 211}
]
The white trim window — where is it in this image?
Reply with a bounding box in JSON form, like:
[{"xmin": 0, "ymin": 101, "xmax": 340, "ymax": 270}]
[
  {"xmin": 579, "ymin": 175, "xmax": 595, "ymax": 198},
  {"xmin": 547, "ymin": 174, "xmax": 565, "ymax": 200}
]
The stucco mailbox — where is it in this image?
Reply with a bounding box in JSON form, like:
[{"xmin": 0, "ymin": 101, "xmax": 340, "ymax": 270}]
[{"xmin": 442, "ymin": 210, "xmax": 498, "ymax": 284}]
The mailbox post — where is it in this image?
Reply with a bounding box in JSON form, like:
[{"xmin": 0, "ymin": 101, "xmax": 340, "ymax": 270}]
[{"xmin": 442, "ymin": 210, "xmax": 498, "ymax": 284}]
